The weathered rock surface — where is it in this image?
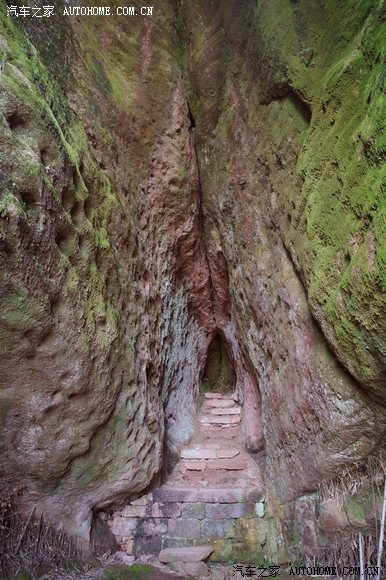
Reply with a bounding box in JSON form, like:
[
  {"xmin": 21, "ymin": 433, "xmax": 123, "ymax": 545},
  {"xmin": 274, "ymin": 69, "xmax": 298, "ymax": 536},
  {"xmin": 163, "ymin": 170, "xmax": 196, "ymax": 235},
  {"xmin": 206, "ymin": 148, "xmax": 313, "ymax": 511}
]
[{"xmin": 0, "ymin": 0, "xmax": 214, "ymax": 541}]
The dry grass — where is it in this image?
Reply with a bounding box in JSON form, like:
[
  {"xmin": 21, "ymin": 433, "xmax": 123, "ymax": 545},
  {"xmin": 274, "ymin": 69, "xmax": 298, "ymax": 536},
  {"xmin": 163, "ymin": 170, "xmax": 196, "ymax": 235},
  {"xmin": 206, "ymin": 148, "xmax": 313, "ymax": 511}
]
[
  {"xmin": 313, "ymin": 453, "xmax": 386, "ymax": 579},
  {"xmin": 306, "ymin": 534, "xmax": 383, "ymax": 575},
  {"xmin": 0, "ymin": 486, "xmax": 93, "ymax": 580},
  {"xmin": 319, "ymin": 456, "xmax": 385, "ymax": 502}
]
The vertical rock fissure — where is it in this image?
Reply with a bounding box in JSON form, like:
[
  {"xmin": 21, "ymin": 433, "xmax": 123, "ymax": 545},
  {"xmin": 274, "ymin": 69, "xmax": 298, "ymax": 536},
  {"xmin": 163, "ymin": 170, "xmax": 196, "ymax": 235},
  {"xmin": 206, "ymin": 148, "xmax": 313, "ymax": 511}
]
[
  {"xmin": 185, "ymin": 96, "xmax": 264, "ymax": 454},
  {"xmin": 189, "ymin": 107, "xmax": 217, "ymax": 331}
]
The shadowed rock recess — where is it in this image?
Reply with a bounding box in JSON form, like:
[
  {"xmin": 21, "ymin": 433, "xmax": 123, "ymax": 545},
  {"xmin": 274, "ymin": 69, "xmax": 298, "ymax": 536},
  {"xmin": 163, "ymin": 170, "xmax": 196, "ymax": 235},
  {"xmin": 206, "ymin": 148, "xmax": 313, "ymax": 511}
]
[{"xmin": 0, "ymin": 0, "xmax": 385, "ymax": 564}]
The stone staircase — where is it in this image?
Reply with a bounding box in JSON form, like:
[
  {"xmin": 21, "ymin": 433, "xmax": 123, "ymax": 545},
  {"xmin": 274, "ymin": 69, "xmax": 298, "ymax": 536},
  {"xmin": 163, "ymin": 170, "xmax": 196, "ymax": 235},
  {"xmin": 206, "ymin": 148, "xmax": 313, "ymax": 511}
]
[{"xmin": 109, "ymin": 392, "xmax": 265, "ymax": 563}]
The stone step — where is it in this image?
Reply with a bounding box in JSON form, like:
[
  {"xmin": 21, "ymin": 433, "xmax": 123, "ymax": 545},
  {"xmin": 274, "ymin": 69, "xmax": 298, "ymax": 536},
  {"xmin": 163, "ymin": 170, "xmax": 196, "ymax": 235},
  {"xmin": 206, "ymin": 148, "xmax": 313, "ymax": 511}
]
[
  {"xmin": 200, "ymin": 415, "xmax": 241, "ymax": 425},
  {"xmin": 193, "ymin": 443, "xmax": 221, "ymax": 449},
  {"xmin": 184, "ymin": 460, "xmax": 207, "ymax": 471},
  {"xmin": 182, "ymin": 448, "xmax": 240, "ymax": 461},
  {"xmin": 217, "ymin": 449, "xmax": 240, "ymax": 459},
  {"xmin": 201, "ymin": 425, "xmax": 240, "ymax": 437},
  {"xmin": 203, "ymin": 433, "xmax": 238, "ymax": 443},
  {"xmin": 183, "ymin": 450, "xmax": 241, "ymax": 470},
  {"xmin": 183, "ymin": 475, "xmax": 242, "ymax": 487},
  {"xmin": 159, "ymin": 546, "xmax": 214, "ymax": 563},
  {"xmin": 183, "ymin": 466, "xmax": 242, "ymax": 477},
  {"xmin": 205, "ymin": 399, "xmax": 236, "ymax": 409},
  {"xmin": 153, "ymin": 486, "xmax": 263, "ymax": 503},
  {"xmin": 181, "ymin": 448, "xmax": 217, "ymax": 460},
  {"xmin": 209, "ymin": 407, "xmax": 241, "ymax": 416},
  {"xmin": 206, "ymin": 458, "xmax": 246, "ymax": 471}
]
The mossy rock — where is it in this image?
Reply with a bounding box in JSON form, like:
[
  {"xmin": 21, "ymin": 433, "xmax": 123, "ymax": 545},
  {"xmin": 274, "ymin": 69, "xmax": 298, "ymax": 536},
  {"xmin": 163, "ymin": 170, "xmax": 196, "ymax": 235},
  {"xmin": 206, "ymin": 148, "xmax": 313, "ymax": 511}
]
[
  {"xmin": 208, "ymin": 539, "xmax": 234, "ymax": 562},
  {"xmin": 346, "ymin": 497, "xmax": 366, "ymax": 525}
]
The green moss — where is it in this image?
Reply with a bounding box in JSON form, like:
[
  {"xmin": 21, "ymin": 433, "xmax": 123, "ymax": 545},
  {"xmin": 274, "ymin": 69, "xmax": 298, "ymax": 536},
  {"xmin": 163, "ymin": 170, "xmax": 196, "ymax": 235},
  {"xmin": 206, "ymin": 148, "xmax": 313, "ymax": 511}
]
[
  {"xmin": 208, "ymin": 539, "xmax": 234, "ymax": 562},
  {"xmin": 271, "ymin": 0, "xmax": 386, "ymax": 392},
  {"xmin": 58, "ymin": 252, "xmax": 71, "ymax": 273},
  {"xmin": 346, "ymin": 497, "xmax": 366, "ymax": 524},
  {"xmin": 1, "ymin": 292, "xmax": 49, "ymax": 332},
  {"xmin": 95, "ymin": 227, "xmax": 111, "ymax": 250},
  {"xmin": 104, "ymin": 564, "xmax": 158, "ymax": 579},
  {"xmin": 126, "ymin": 565, "xmax": 157, "ymax": 574},
  {"xmin": 15, "ymin": 572, "xmax": 30, "ymax": 580},
  {"xmin": 65, "ymin": 267, "xmax": 80, "ymax": 292},
  {"xmin": 0, "ymin": 3, "xmax": 125, "ymax": 363},
  {"xmin": 0, "ymin": 193, "xmax": 26, "ymax": 218}
]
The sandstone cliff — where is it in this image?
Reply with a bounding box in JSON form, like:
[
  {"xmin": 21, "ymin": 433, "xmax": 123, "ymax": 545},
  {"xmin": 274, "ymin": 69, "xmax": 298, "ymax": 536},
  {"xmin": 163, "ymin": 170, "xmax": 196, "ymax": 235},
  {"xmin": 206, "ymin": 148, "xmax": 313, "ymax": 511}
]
[{"xmin": 0, "ymin": 0, "xmax": 385, "ymax": 559}]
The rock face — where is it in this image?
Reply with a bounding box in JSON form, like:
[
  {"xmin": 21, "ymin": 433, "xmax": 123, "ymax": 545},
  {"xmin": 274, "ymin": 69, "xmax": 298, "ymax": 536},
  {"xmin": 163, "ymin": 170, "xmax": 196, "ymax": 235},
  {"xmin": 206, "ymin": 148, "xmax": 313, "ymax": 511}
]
[
  {"xmin": 0, "ymin": 0, "xmax": 385, "ymax": 560},
  {"xmin": 0, "ymin": 0, "xmax": 215, "ymax": 538},
  {"xmin": 181, "ymin": 0, "xmax": 386, "ymax": 497}
]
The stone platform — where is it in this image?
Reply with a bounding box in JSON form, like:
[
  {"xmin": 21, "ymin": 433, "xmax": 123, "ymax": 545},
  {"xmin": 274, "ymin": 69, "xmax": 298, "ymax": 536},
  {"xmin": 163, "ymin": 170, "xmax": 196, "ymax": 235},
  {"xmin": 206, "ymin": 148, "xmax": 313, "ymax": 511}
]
[{"xmin": 109, "ymin": 392, "xmax": 266, "ymax": 562}]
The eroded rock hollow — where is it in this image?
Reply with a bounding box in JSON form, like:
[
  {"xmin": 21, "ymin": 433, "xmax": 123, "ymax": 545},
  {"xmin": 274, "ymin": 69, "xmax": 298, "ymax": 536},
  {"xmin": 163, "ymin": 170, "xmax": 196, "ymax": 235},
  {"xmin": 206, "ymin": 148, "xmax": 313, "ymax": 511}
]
[{"xmin": 0, "ymin": 0, "xmax": 385, "ymax": 563}]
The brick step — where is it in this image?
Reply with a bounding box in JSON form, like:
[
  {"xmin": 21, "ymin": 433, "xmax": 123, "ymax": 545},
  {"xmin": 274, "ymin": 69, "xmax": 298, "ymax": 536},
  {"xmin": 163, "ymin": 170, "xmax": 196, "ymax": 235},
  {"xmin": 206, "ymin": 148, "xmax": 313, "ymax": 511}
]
[
  {"xmin": 181, "ymin": 448, "xmax": 239, "ymax": 460},
  {"xmin": 208, "ymin": 458, "xmax": 246, "ymax": 470},
  {"xmin": 200, "ymin": 415, "xmax": 241, "ymax": 425},
  {"xmin": 183, "ymin": 460, "xmax": 207, "ymax": 471}
]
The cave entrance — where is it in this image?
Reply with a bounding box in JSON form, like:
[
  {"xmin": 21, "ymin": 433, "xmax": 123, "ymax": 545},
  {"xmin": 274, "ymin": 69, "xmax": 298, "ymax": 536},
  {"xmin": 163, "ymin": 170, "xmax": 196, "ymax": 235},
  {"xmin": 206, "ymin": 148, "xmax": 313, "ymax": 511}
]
[{"xmin": 202, "ymin": 333, "xmax": 236, "ymax": 394}]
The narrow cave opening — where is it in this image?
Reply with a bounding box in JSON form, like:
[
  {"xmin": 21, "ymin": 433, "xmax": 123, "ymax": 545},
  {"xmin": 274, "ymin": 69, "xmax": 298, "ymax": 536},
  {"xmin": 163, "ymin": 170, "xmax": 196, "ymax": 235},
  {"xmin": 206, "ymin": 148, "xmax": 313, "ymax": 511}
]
[
  {"xmin": 202, "ymin": 333, "xmax": 236, "ymax": 394},
  {"xmin": 187, "ymin": 102, "xmax": 196, "ymax": 128}
]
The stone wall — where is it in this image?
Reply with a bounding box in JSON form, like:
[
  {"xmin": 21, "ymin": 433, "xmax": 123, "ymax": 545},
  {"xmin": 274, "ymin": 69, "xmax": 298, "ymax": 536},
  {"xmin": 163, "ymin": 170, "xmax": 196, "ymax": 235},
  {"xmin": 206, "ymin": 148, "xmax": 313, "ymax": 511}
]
[{"xmin": 107, "ymin": 487, "xmax": 274, "ymax": 563}]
